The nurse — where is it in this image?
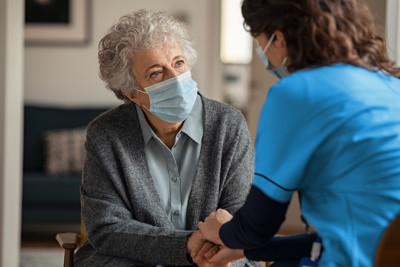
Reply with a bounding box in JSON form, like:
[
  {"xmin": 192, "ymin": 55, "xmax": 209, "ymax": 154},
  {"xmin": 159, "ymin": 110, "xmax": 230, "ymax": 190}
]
[{"xmin": 194, "ymin": 0, "xmax": 400, "ymax": 266}]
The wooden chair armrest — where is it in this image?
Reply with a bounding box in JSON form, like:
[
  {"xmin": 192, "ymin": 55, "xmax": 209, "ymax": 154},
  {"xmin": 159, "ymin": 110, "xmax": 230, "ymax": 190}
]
[
  {"xmin": 56, "ymin": 232, "xmax": 80, "ymax": 250},
  {"xmin": 56, "ymin": 233, "xmax": 81, "ymax": 267}
]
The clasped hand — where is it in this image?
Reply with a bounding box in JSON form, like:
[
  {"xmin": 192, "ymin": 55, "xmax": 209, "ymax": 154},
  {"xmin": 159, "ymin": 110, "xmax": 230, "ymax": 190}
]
[{"xmin": 187, "ymin": 209, "xmax": 244, "ymax": 266}]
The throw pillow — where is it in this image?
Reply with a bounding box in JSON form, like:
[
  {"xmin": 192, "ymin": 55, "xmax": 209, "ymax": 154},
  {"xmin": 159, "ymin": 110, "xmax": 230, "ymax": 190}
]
[{"xmin": 43, "ymin": 127, "xmax": 87, "ymax": 175}]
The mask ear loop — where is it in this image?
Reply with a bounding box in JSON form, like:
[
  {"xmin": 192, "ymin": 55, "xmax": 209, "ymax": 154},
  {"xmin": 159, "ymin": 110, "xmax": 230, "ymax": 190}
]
[
  {"xmin": 140, "ymin": 104, "xmax": 151, "ymax": 112},
  {"xmin": 132, "ymin": 88, "xmax": 148, "ymax": 95},
  {"xmin": 131, "ymin": 88, "xmax": 150, "ymax": 110},
  {"xmin": 254, "ymin": 33, "xmax": 276, "ymax": 53},
  {"xmin": 281, "ymin": 57, "xmax": 288, "ymax": 67},
  {"xmin": 263, "ymin": 33, "xmax": 276, "ymax": 53}
]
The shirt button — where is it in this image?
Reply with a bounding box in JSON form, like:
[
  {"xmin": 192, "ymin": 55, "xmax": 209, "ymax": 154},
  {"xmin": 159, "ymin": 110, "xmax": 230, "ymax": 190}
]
[
  {"xmin": 171, "ymin": 176, "xmax": 178, "ymax": 182},
  {"xmin": 173, "ymin": 210, "xmax": 180, "ymax": 216}
]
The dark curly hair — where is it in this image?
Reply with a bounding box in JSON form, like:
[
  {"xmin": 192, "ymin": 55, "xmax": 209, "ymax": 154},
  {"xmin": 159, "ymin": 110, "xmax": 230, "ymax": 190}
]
[{"xmin": 242, "ymin": 0, "xmax": 400, "ymax": 78}]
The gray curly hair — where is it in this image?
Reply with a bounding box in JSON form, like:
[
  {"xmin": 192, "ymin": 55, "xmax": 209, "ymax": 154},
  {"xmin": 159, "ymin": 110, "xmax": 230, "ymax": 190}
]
[{"xmin": 98, "ymin": 9, "xmax": 198, "ymax": 101}]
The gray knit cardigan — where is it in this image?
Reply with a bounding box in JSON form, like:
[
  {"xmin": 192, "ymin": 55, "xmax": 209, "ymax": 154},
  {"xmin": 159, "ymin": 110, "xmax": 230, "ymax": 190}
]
[{"xmin": 74, "ymin": 95, "xmax": 258, "ymax": 267}]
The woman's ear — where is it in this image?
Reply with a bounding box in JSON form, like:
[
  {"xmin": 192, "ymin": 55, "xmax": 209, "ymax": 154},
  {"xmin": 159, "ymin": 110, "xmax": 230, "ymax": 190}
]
[
  {"xmin": 274, "ymin": 30, "xmax": 287, "ymax": 50},
  {"xmin": 125, "ymin": 92, "xmax": 142, "ymax": 106}
]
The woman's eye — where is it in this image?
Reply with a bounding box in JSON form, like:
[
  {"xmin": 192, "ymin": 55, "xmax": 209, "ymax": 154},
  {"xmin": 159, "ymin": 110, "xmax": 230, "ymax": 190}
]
[
  {"xmin": 150, "ymin": 71, "xmax": 159, "ymax": 78},
  {"xmin": 176, "ymin": 60, "xmax": 184, "ymax": 67}
]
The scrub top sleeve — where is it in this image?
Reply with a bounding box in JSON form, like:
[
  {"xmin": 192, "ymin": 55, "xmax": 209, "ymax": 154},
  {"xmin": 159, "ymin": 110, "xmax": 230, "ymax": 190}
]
[
  {"xmin": 219, "ymin": 186, "xmax": 289, "ymax": 249},
  {"xmin": 254, "ymin": 81, "xmax": 318, "ymax": 203},
  {"xmin": 244, "ymin": 232, "xmax": 318, "ymax": 262}
]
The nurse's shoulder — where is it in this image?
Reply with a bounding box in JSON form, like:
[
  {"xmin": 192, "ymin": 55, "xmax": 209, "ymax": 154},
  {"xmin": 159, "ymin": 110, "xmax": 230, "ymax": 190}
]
[
  {"xmin": 266, "ymin": 64, "xmax": 341, "ymax": 105},
  {"xmin": 270, "ymin": 64, "xmax": 383, "ymax": 102}
]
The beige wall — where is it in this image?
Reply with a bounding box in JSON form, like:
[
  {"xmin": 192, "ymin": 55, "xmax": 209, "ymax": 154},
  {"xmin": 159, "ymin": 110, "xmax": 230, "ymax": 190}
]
[
  {"xmin": 386, "ymin": 0, "xmax": 400, "ymax": 63},
  {"xmin": 365, "ymin": 0, "xmax": 387, "ymax": 31}
]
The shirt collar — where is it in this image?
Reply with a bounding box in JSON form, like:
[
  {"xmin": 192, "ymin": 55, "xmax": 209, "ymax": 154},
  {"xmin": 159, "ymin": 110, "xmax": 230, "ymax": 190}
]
[
  {"xmin": 179, "ymin": 94, "xmax": 203, "ymax": 144},
  {"xmin": 135, "ymin": 94, "xmax": 203, "ymax": 145}
]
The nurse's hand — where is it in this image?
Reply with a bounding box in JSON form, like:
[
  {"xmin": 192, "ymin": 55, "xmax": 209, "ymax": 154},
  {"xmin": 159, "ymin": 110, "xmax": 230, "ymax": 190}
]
[{"xmin": 198, "ymin": 209, "xmax": 233, "ymax": 245}]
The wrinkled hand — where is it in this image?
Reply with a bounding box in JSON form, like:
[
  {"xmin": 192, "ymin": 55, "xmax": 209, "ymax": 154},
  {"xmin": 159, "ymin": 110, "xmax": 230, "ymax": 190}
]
[
  {"xmin": 186, "ymin": 231, "xmax": 223, "ymax": 266},
  {"xmin": 206, "ymin": 246, "xmax": 244, "ymax": 265},
  {"xmin": 191, "ymin": 241, "xmax": 231, "ymax": 267},
  {"xmin": 198, "ymin": 209, "xmax": 233, "ymax": 245},
  {"xmin": 192, "ymin": 242, "xmax": 242, "ymax": 266}
]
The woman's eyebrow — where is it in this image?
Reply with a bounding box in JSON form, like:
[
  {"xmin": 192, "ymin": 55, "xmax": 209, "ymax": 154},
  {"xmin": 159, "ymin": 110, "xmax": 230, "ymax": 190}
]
[
  {"xmin": 172, "ymin": 55, "xmax": 184, "ymax": 61},
  {"xmin": 145, "ymin": 63, "xmax": 161, "ymax": 73}
]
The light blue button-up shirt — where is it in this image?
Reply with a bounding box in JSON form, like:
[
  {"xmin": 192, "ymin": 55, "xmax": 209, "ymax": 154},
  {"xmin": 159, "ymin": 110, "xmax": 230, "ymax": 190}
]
[{"xmin": 136, "ymin": 94, "xmax": 203, "ymax": 230}]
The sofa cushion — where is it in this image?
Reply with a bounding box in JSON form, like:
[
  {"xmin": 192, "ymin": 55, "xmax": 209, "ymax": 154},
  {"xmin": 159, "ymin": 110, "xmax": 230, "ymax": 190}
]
[
  {"xmin": 22, "ymin": 171, "xmax": 82, "ymax": 204},
  {"xmin": 22, "ymin": 172, "xmax": 82, "ymax": 223},
  {"xmin": 22, "ymin": 206, "xmax": 81, "ymax": 223}
]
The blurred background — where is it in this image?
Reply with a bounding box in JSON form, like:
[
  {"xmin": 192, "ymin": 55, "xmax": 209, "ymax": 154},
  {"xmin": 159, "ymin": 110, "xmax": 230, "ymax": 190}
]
[{"xmin": 0, "ymin": 0, "xmax": 399, "ymax": 266}]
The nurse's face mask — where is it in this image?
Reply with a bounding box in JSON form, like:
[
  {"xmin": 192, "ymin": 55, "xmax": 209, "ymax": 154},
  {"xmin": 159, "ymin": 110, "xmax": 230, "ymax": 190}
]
[
  {"xmin": 255, "ymin": 33, "xmax": 289, "ymax": 79},
  {"xmin": 133, "ymin": 70, "xmax": 198, "ymax": 123}
]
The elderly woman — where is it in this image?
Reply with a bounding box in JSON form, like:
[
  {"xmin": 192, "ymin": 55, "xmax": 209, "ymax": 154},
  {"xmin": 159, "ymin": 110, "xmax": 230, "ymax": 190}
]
[{"xmin": 73, "ymin": 9, "xmax": 258, "ymax": 267}]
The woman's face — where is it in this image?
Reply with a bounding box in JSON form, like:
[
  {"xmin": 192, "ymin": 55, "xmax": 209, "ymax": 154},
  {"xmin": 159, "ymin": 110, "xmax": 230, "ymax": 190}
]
[{"xmin": 128, "ymin": 41, "xmax": 189, "ymax": 109}]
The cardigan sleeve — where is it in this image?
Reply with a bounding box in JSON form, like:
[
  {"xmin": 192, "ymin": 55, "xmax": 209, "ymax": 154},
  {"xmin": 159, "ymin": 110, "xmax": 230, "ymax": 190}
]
[
  {"xmin": 80, "ymin": 127, "xmax": 193, "ymax": 266},
  {"xmin": 217, "ymin": 111, "xmax": 255, "ymax": 215}
]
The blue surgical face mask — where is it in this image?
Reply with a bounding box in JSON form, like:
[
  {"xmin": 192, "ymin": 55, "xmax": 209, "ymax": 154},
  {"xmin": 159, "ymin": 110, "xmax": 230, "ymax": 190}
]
[
  {"xmin": 255, "ymin": 33, "xmax": 289, "ymax": 79},
  {"xmin": 134, "ymin": 70, "xmax": 198, "ymax": 123}
]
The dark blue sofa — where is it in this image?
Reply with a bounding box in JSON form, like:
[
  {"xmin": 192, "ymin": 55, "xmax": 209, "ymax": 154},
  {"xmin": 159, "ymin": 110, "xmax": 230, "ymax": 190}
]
[{"xmin": 22, "ymin": 105, "xmax": 109, "ymax": 223}]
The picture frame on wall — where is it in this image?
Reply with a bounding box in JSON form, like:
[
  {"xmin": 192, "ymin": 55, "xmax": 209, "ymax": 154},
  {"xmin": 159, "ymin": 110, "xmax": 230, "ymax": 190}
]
[{"xmin": 25, "ymin": 0, "xmax": 89, "ymax": 45}]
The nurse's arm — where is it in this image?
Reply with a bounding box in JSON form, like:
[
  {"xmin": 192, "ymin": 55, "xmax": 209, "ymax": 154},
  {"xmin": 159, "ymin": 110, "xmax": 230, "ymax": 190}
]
[{"xmin": 219, "ymin": 185, "xmax": 289, "ymax": 249}]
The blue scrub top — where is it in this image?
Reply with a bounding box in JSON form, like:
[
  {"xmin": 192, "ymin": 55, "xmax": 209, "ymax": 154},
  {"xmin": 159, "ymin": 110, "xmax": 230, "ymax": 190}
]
[{"xmin": 254, "ymin": 64, "xmax": 400, "ymax": 267}]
